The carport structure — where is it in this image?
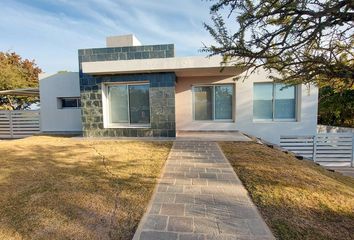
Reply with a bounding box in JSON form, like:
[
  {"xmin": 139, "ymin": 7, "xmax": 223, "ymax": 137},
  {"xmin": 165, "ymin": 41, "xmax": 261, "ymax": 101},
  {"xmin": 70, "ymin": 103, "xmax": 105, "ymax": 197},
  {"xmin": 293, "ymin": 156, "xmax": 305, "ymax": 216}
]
[{"xmin": 0, "ymin": 88, "xmax": 40, "ymax": 138}]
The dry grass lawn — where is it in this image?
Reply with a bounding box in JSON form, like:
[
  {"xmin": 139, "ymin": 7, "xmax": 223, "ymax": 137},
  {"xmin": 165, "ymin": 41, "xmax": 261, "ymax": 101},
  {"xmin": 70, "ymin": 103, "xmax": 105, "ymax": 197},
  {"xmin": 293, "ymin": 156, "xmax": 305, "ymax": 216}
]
[
  {"xmin": 220, "ymin": 141, "xmax": 354, "ymax": 240},
  {"xmin": 0, "ymin": 136, "xmax": 172, "ymax": 240}
]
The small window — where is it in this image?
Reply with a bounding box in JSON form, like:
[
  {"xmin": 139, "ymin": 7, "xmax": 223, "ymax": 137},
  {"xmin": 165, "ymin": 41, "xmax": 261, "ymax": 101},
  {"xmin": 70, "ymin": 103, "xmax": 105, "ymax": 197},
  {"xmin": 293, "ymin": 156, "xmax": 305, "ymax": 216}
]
[
  {"xmin": 253, "ymin": 83, "xmax": 297, "ymax": 121},
  {"xmin": 57, "ymin": 97, "xmax": 81, "ymax": 109},
  {"xmin": 105, "ymin": 83, "xmax": 150, "ymax": 127},
  {"xmin": 193, "ymin": 84, "xmax": 234, "ymax": 121}
]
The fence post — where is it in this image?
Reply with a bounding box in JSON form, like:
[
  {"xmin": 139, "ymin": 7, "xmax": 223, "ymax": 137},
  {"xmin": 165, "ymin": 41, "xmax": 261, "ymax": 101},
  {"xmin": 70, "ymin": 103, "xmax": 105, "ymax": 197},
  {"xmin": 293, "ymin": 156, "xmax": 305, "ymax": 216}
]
[
  {"xmin": 9, "ymin": 111, "xmax": 13, "ymax": 138},
  {"xmin": 313, "ymin": 135, "xmax": 317, "ymax": 162},
  {"xmin": 351, "ymin": 133, "xmax": 354, "ymax": 167}
]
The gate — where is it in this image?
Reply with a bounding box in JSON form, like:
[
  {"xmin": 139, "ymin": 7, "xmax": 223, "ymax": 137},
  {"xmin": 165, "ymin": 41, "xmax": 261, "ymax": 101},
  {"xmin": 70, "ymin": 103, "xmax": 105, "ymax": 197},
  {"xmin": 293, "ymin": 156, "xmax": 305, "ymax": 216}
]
[{"xmin": 0, "ymin": 110, "xmax": 40, "ymax": 138}]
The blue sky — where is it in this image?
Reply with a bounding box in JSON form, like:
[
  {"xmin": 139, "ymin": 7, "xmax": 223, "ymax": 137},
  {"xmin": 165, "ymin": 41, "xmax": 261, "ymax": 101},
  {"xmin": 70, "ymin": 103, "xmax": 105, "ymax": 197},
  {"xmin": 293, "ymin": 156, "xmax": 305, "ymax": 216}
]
[{"xmin": 0, "ymin": 0, "xmax": 216, "ymax": 73}]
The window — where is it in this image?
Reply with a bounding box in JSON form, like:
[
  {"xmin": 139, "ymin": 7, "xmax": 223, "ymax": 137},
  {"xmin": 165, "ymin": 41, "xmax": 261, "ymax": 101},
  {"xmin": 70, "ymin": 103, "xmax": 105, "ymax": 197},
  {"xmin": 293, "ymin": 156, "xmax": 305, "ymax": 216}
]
[
  {"xmin": 106, "ymin": 83, "xmax": 150, "ymax": 127},
  {"xmin": 253, "ymin": 83, "xmax": 296, "ymax": 121},
  {"xmin": 193, "ymin": 85, "xmax": 234, "ymax": 121},
  {"xmin": 57, "ymin": 97, "xmax": 81, "ymax": 109}
]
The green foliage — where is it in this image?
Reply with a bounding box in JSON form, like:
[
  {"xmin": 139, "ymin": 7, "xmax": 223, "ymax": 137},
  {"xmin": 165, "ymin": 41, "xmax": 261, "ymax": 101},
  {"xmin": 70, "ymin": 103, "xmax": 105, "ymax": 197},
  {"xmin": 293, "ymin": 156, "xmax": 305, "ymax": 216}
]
[
  {"xmin": 204, "ymin": 0, "xmax": 354, "ymax": 91},
  {"xmin": 0, "ymin": 52, "xmax": 41, "ymax": 110},
  {"xmin": 318, "ymin": 86, "xmax": 354, "ymax": 127}
]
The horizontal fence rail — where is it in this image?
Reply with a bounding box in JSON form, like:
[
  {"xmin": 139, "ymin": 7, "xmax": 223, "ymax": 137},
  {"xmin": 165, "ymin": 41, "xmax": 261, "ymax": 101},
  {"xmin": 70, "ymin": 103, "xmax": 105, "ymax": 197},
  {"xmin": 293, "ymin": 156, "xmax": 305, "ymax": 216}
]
[
  {"xmin": 280, "ymin": 135, "xmax": 315, "ymax": 160},
  {"xmin": 280, "ymin": 133, "xmax": 353, "ymax": 167},
  {"xmin": 0, "ymin": 110, "xmax": 40, "ymax": 138}
]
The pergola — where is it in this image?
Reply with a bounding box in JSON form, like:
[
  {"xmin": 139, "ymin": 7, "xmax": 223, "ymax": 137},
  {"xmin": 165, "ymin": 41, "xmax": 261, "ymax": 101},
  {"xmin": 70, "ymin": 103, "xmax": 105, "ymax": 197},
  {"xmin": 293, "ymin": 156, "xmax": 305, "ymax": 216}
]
[{"xmin": 0, "ymin": 88, "xmax": 39, "ymax": 96}]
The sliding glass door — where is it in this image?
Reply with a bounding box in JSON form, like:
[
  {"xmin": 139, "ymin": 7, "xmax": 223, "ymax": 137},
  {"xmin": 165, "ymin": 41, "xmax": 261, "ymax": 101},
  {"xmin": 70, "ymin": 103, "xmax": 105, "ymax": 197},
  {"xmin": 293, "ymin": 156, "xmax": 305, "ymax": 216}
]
[
  {"xmin": 193, "ymin": 85, "xmax": 234, "ymax": 121},
  {"xmin": 194, "ymin": 86, "xmax": 213, "ymax": 120},
  {"xmin": 128, "ymin": 85, "xmax": 150, "ymax": 124},
  {"xmin": 108, "ymin": 83, "xmax": 150, "ymax": 126},
  {"xmin": 215, "ymin": 85, "xmax": 233, "ymax": 120}
]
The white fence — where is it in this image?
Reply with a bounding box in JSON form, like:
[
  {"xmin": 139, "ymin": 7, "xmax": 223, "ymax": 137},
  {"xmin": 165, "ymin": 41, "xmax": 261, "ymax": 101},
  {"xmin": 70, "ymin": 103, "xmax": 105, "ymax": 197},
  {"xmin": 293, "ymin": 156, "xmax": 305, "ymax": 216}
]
[
  {"xmin": 317, "ymin": 125, "xmax": 354, "ymax": 134},
  {"xmin": 280, "ymin": 133, "xmax": 354, "ymax": 167},
  {"xmin": 0, "ymin": 110, "xmax": 40, "ymax": 138}
]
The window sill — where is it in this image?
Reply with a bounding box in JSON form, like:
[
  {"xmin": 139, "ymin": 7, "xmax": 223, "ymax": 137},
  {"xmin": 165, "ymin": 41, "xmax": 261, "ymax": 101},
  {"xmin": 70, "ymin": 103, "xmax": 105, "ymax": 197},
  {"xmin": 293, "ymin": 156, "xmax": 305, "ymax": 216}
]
[
  {"xmin": 253, "ymin": 120, "xmax": 297, "ymax": 123},
  {"xmin": 105, "ymin": 124, "xmax": 151, "ymax": 129},
  {"xmin": 192, "ymin": 120, "xmax": 234, "ymax": 123}
]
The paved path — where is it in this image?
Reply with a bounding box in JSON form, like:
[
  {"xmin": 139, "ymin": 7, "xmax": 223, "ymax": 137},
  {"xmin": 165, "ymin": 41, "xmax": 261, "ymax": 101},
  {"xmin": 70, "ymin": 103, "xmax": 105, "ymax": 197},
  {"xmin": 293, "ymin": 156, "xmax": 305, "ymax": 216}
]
[
  {"xmin": 325, "ymin": 167, "xmax": 354, "ymax": 178},
  {"xmin": 133, "ymin": 141, "xmax": 275, "ymax": 240},
  {"xmin": 176, "ymin": 131, "xmax": 251, "ymax": 142}
]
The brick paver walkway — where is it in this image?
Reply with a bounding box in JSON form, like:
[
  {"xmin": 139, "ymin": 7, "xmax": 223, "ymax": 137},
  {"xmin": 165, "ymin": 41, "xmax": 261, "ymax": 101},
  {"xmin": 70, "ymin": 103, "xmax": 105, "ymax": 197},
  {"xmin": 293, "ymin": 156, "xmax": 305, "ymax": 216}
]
[{"xmin": 133, "ymin": 141, "xmax": 275, "ymax": 240}]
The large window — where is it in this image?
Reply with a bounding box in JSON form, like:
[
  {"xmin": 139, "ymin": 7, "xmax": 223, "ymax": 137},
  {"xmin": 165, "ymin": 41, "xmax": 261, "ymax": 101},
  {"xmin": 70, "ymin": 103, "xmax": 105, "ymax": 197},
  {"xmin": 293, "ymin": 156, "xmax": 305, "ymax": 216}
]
[
  {"xmin": 253, "ymin": 83, "xmax": 297, "ymax": 121},
  {"xmin": 193, "ymin": 85, "xmax": 234, "ymax": 121},
  {"xmin": 106, "ymin": 83, "xmax": 150, "ymax": 126}
]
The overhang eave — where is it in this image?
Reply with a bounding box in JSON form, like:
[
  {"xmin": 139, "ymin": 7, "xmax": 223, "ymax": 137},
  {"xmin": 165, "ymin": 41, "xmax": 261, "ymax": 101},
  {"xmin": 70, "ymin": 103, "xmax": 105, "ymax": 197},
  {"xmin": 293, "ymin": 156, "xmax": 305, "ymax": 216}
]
[{"xmin": 81, "ymin": 56, "xmax": 244, "ymax": 77}]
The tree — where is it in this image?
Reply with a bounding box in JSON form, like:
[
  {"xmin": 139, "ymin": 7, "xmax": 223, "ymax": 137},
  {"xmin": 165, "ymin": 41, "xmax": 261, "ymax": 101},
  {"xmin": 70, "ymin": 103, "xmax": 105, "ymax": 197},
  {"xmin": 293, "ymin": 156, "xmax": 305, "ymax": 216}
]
[
  {"xmin": 318, "ymin": 87, "xmax": 354, "ymax": 127},
  {"xmin": 204, "ymin": 0, "xmax": 354, "ymax": 91},
  {"xmin": 0, "ymin": 52, "xmax": 42, "ymax": 110}
]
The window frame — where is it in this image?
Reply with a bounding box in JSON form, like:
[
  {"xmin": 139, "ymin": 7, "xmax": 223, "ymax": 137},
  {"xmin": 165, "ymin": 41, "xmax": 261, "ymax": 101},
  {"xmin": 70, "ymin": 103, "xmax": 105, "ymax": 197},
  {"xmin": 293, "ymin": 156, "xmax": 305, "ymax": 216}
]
[
  {"xmin": 253, "ymin": 82, "xmax": 298, "ymax": 122},
  {"xmin": 103, "ymin": 81, "xmax": 151, "ymax": 128},
  {"xmin": 192, "ymin": 84, "xmax": 235, "ymax": 122},
  {"xmin": 57, "ymin": 97, "xmax": 81, "ymax": 109}
]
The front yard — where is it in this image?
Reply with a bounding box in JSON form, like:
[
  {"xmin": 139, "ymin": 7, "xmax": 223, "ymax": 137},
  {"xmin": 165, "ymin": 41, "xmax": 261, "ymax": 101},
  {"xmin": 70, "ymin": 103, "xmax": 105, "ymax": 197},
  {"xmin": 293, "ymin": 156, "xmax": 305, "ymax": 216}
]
[
  {"xmin": 1, "ymin": 136, "xmax": 353, "ymax": 240},
  {"xmin": 0, "ymin": 136, "xmax": 172, "ymax": 240},
  {"xmin": 220, "ymin": 141, "xmax": 354, "ymax": 240}
]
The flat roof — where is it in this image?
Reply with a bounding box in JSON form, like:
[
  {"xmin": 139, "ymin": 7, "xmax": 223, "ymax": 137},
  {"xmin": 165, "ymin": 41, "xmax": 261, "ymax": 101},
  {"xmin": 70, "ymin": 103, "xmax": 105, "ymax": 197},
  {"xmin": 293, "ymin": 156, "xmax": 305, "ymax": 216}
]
[
  {"xmin": 0, "ymin": 88, "xmax": 39, "ymax": 96},
  {"xmin": 82, "ymin": 56, "xmax": 243, "ymax": 77}
]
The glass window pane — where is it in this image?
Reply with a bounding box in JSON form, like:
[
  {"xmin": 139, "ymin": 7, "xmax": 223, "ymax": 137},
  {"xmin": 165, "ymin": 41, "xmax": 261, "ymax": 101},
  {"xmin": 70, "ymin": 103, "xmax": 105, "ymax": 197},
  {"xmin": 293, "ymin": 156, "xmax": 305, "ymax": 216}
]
[
  {"xmin": 61, "ymin": 98, "xmax": 78, "ymax": 108},
  {"xmin": 109, "ymin": 85, "xmax": 128, "ymax": 123},
  {"xmin": 274, "ymin": 84, "xmax": 296, "ymax": 119},
  {"xmin": 215, "ymin": 85, "xmax": 233, "ymax": 120},
  {"xmin": 194, "ymin": 86, "xmax": 213, "ymax": 120},
  {"xmin": 253, "ymin": 83, "xmax": 273, "ymax": 120},
  {"xmin": 129, "ymin": 84, "xmax": 150, "ymax": 124}
]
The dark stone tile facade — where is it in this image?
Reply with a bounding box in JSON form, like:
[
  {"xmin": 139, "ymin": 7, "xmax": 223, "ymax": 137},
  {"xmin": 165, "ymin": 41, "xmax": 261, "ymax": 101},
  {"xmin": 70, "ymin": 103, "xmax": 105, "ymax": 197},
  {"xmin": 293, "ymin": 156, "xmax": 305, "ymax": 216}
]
[
  {"xmin": 78, "ymin": 44, "xmax": 174, "ymax": 62},
  {"xmin": 78, "ymin": 44, "xmax": 176, "ymax": 137}
]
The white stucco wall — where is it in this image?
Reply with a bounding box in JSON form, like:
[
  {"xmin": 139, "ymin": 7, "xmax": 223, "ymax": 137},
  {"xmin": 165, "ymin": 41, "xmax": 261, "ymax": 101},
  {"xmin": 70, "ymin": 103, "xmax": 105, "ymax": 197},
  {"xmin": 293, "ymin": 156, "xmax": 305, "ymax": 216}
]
[
  {"xmin": 175, "ymin": 69, "xmax": 318, "ymax": 144},
  {"xmin": 106, "ymin": 34, "xmax": 141, "ymax": 47},
  {"xmin": 39, "ymin": 72, "xmax": 82, "ymax": 132}
]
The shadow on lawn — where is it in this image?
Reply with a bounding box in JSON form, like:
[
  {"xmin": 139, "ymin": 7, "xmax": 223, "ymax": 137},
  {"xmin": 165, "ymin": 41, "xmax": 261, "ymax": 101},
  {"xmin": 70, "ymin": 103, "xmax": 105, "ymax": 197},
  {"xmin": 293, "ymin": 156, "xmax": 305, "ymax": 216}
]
[{"xmin": 0, "ymin": 139, "xmax": 170, "ymax": 240}]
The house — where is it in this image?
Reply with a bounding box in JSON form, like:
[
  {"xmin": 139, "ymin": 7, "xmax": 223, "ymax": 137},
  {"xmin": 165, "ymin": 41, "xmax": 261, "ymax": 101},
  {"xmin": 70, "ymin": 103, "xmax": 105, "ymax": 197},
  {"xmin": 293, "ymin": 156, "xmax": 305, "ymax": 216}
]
[{"xmin": 39, "ymin": 34, "xmax": 318, "ymax": 144}]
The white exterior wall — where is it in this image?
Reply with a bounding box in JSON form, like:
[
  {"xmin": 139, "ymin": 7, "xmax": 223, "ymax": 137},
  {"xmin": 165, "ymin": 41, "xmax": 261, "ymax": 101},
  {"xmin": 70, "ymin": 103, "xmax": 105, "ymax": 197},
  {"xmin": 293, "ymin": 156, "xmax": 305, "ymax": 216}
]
[
  {"xmin": 106, "ymin": 34, "xmax": 141, "ymax": 47},
  {"xmin": 39, "ymin": 72, "xmax": 82, "ymax": 132},
  {"xmin": 176, "ymin": 69, "xmax": 318, "ymax": 144}
]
